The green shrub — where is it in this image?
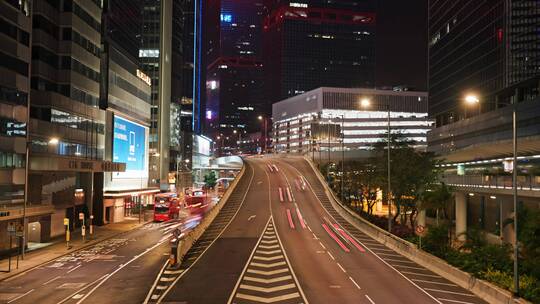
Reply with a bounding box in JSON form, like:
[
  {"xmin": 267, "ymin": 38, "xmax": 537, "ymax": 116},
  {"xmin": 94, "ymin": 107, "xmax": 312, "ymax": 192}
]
[
  {"xmin": 482, "ymin": 268, "xmax": 540, "ymax": 303},
  {"xmin": 421, "ymin": 224, "xmax": 450, "ymax": 258}
]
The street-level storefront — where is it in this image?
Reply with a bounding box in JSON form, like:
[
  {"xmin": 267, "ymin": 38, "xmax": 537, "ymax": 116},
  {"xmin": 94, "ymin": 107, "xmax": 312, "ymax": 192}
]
[{"xmin": 103, "ymin": 188, "xmax": 159, "ymax": 223}]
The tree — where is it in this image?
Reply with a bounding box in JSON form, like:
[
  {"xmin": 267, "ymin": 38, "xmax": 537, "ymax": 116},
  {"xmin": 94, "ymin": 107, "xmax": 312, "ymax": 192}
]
[
  {"xmin": 421, "ymin": 182, "xmax": 454, "ymax": 226},
  {"xmin": 371, "ymin": 133, "xmax": 440, "ymax": 228},
  {"xmin": 204, "ymin": 171, "xmax": 217, "ymax": 189}
]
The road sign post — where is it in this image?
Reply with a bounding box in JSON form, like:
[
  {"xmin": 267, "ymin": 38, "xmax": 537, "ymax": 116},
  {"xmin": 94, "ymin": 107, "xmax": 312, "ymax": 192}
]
[
  {"xmin": 415, "ymin": 225, "xmax": 426, "ymax": 249},
  {"xmin": 79, "ymin": 213, "xmax": 85, "ymax": 242},
  {"xmin": 64, "ymin": 218, "xmax": 70, "ymax": 249},
  {"xmin": 89, "ymin": 215, "xmax": 94, "ymax": 238}
]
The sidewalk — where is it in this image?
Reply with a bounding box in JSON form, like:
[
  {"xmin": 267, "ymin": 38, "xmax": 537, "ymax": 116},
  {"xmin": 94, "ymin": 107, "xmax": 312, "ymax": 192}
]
[{"xmin": 0, "ymin": 215, "xmax": 151, "ymax": 282}]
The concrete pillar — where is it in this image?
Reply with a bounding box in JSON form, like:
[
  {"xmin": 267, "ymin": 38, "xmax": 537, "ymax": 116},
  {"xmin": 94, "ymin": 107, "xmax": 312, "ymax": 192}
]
[
  {"xmin": 455, "ymin": 192, "xmax": 467, "ymax": 241},
  {"xmin": 500, "ymin": 196, "xmax": 514, "ymax": 244}
]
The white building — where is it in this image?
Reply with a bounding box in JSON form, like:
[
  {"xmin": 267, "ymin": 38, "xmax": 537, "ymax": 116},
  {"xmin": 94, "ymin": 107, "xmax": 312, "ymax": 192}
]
[{"xmin": 272, "ymin": 87, "xmax": 433, "ymax": 159}]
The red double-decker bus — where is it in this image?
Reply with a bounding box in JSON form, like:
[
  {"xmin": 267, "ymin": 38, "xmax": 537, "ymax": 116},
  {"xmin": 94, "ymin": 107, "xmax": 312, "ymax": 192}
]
[{"xmin": 153, "ymin": 192, "xmax": 180, "ymax": 222}]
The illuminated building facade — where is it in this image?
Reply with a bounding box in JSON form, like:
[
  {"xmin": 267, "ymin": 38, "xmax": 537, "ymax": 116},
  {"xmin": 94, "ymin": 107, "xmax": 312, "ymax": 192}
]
[{"xmin": 272, "ymin": 87, "xmax": 431, "ymax": 157}]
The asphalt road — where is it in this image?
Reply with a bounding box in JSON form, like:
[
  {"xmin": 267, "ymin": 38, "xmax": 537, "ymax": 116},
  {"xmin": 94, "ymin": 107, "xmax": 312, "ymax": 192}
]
[
  {"xmin": 0, "ymin": 156, "xmax": 490, "ymax": 304},
  {"xmin": 0, "ymin": 220, "xmax": 180, "ymax": 304},
  {"xmin": 160, "ymin": 156, "xmax": 489, "ymax": 304}
]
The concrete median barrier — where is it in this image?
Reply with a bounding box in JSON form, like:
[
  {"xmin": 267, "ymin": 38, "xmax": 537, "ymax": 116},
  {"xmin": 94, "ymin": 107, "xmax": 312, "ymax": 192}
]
[{"xmin": 174, "ymin": 163, "xmax": 246, "ymax": 265}]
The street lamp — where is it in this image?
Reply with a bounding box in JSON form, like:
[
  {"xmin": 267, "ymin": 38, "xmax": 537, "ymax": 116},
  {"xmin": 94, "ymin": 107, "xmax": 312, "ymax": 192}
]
[
  {"xmin": 258, "ymin": 115, "xmax": 268, "ymax": 154},
  {"xmin": 465, "ymin": 94, "xmax": 520, "ymax": 295},
  {"xmin": 361, "ymin": 97, "xmax": 393, "ymax": 233}
]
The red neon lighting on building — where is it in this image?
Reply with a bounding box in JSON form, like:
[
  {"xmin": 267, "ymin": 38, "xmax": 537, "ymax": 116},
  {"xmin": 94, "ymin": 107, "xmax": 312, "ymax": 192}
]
[
  {"xmin": 264, "ymin": 6, "xmax": 376, "ymax": 30},
  {"xmin": 497, "ymin": 28, "xmax": 503, "ymax": 43},
  {"xmin": 207, "ymin": 56, "xmax": 263, "ymax": 71}
]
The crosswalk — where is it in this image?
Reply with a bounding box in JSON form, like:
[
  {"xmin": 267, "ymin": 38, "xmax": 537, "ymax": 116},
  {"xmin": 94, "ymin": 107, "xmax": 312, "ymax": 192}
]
[{"xmin": 229, "ymin": 218, "xmax": 306, "ymax": 304}]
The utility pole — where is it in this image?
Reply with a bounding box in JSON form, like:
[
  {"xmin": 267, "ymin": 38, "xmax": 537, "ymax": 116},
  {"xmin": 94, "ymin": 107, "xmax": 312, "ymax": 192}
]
[
  {"xmin": 386, "ymin": 103, "xmax": 392, "ymax": 233},
  {"xmin": 341, "ymin": 114, "xmax": 345, "ymax": 202}
]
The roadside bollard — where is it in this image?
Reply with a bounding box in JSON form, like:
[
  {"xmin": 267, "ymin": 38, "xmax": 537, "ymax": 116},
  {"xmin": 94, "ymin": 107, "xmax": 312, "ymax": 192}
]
[{"xmin": 169, "ymin": 238, "xmax": 181, "ymax": 266}]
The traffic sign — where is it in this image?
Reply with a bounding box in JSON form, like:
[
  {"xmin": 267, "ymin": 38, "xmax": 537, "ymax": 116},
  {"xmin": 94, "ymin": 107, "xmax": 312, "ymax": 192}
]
[{"xmin": 415, "ymin": 225, "xmax": 426, "ymax": 236}]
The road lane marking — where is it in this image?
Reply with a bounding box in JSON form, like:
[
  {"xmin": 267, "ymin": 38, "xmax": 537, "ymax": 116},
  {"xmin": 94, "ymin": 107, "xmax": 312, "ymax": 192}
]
[
  {"xmin": 365, "ymin": 294, "xmax": 376, "ymax": 304},
  {"xmin": 256, "ymin": 249, "xmax": 281, "ymax": 255},
  {"xmin": 327, "ymin": 251, "xmax": 335, "ymax": 260},
  {"xmin": 228, "ymin": 217, "xmax": 308, "ymax": 304},
  {"xmin": 296, "ymin": 208, "xmax": 307, "ymax": 229},
  {"xmin": 43, "ymin": 276, "xmax": 61, "ymax": 285},
  {"xmin": 286, "ymin": 209, "xmax": 295, "ymax": 229},
  {"xmin": 259, "ymin": 244, "xmax": 279, "ymax": 249},
  {"xmin": 286, "ymin": 187, "xmax": 293, "ymax": 202},
  {"xmin": 319, "ymin": 242, "xmax": 326, "ymax": 249},
  {"xmin": 412, "ymin": 279, "xmax": 457, "ymax": 287},
  {"xmin": 163, "ymin": 269, "xmax": 184, "ymax": 275},
  {"xmin": 401, "ymin": 271, "xmax": 441, "ymax": 278},
  {"xmin": 278, "ymin": 187, "xmax": 284, "ymax": 202},
  {"xmin": 322, "ymin": 223, "xmax": 350, "ymax": 252},
  {"xmin": 250, "ymin": 261, "xmax": 287, "ymax": 268},
  {"xmin": 437, "ymin": 298, "xmax": 477, "ymax": 304},
  {"xmin": 56, "ymin": 274, "xmax": 110, "ymax": 304},
  {"xmin": 67, "ymin": 264, "xmax": 82, "ymax": 274},
  {"xmin": 423, "ymin": 288, "xmax": 477, "ymax": 297},
  {"xmin": 333, "ymin": 223, "xmax": 365, "ymax": 252},
  {"xmin": 248, "ymin": 215, "xmax": 256, "ymax": 221},
  {"xmin": 391, "ymin": 264, "xmax": 427, "ymax": 271},
  {"xmin": 376, "ymin": 252, "xmax": 402, "ymax": 257},
  {"xmin": 282, "ymin": 160, "xmax": 444, "ymax": 304},
  {"xmin": 7, "ymin": 289, "xmax": 34, "ymax": 303},
  {"xmin": 260, "ymin": 239, "xmax": 278, "ymax": 244},
  {"xmin": 239, "ymin": 283, "xmax": 296, "ymax": 293},
  {"xmin": 236, "ymin": 292, "xmax": 300, "ymax": 303},
  {"xmin": 243, "ymin": 275, "xmax": 292, "ymax": 284},
  {"xmin": 253, "ymin": 255, "xmax": 284, "ymax": 261},
  {"xmin": 383, "ymin": 258, "xmax": 417, "ymax": 264},
  {"xmin": 349, "ymin": 277, "xmax": 361, "ymax": 290},
  {"xmin": 246, "ymin": 268, "xmax": 289, "ymax": 276},
  {"xmin": 74, "ymin": 239, "xmax": 166, "ymax": 304},
  {"xmin": 337, "ymin": 263, "xmax": 346, "ymax": 273}
]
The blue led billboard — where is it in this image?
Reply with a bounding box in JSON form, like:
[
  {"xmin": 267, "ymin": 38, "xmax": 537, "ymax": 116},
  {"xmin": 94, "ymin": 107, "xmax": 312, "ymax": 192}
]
[{"xmin": 113, "ymin": 116, "xmax": 148, "ymax": 178}]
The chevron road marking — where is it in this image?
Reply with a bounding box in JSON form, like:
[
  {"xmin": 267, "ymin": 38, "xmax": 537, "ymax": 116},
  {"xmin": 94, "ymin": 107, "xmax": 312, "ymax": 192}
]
[
  {"xmin": 236, "ymin": 292, "xmax": 301, "ymax": 303},
  {"xmin": 228, "ymin": 217, "xmax": 307, "ymax": 304},
  {"xmin": 259, "ymin": 244, "xmax": 279, "ymax": 249},
  {"xmin": 246, "ymin": 268, "xmax": 290, "ymax": 276},
  {"xmin": 253, "ymin": 255, "xmax": 284, "ymax": 261},
  {"xmin": 250, "ymin": 261, "xmax": 287, "ymax": 268},
  {"xmin": 243, "ymin": 275, "xmax": 293, "ymax": 284},
  {"xmin": 256, "ymin": 249, "xmax": 281, "ymax": 255},
  {"xmin": 240, "ymin": 283, "xmax": 297, "ymax": 293}
]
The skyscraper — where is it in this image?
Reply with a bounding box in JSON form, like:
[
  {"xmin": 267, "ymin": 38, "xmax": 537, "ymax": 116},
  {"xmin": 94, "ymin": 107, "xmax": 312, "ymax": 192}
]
[
  {"xmin": 0, "ymin": 0, "xmax": 31, "ymax": 252},
  {"xmin": 140, "ymin": 0, "xmax": 193, "ymax": 188},
  {"xmin": 204, "ymin": 0, "xmax": 265, "ymax": 151},
  {"xmin": 263, "ymin": 0, "xmax": 376, "ymax": 103}
]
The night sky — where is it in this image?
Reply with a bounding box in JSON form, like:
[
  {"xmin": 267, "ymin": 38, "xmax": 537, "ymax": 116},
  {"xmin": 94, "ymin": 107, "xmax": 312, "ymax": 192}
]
[{"xmin": 376, "ymin": 0, "xmax": 428, "ymax": 91}]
